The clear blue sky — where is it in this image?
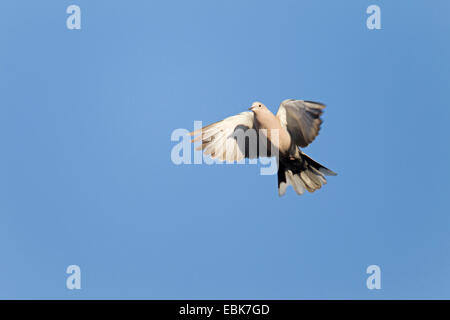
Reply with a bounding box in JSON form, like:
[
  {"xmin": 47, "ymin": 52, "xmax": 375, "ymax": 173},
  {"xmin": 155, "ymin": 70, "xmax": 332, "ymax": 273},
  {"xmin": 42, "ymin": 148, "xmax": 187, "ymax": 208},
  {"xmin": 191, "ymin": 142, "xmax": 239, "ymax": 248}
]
[{"xmin": 1, "ymin": 0, "xmax": 449, "ymax": 299}]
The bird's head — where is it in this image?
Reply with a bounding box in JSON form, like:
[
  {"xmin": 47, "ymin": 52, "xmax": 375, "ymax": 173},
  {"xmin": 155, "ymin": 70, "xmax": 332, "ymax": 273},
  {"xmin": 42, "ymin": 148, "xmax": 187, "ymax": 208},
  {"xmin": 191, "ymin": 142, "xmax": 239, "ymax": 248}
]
[{"xmin": 248, "ymin": 101, "xmax": 269, "ymax": 114}]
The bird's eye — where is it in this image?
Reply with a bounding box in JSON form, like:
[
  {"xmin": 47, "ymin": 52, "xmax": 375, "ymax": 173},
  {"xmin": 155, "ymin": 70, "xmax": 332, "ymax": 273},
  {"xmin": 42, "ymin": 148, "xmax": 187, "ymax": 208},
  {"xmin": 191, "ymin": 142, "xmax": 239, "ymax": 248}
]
[{"xmin": 259, "ymin": 104, "xmax": 261, "ymax": 107}]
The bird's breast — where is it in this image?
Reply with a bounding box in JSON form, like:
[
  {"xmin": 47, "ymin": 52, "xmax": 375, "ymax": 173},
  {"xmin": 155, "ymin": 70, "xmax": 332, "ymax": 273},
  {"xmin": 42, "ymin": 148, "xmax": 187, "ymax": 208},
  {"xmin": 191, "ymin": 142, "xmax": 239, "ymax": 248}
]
[{"xmin": 255, "ymin": 118, "xmax": 291, "ymax": 155}]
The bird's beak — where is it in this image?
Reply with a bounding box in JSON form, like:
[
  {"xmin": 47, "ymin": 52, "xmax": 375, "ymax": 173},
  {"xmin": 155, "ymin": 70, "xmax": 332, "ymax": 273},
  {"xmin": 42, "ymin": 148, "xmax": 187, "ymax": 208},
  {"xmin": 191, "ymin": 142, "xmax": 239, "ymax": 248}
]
[{"xmin": 248, "ymin": 106, "xmax": 254, "ymax": 111}]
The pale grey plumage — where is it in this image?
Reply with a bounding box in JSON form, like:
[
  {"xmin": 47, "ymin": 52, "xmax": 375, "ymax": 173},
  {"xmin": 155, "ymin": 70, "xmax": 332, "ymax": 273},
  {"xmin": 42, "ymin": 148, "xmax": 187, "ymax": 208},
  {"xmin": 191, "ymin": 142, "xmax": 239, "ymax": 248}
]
[
  {"xmin": 189, "ymin": 99, "xmax": 336, "ymax": 196},
  {"xmin": 276, "ymin": 99, "xmax": 325, "ymax": 148}
]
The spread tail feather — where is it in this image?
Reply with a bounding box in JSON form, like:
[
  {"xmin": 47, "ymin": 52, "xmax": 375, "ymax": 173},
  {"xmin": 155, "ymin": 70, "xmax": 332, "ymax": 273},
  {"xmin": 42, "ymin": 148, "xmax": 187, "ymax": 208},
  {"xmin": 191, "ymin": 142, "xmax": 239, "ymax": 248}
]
[{"xmin": 277, "ymin": 153, "xmax": 336, "ymax": 196}]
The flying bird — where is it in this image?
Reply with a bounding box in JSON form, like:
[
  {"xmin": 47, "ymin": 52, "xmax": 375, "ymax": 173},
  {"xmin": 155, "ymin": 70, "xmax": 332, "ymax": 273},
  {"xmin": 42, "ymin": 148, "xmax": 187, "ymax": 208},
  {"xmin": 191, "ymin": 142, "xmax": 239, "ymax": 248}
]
[{"xmin": 189, "ymin": 99, "xmax": 336, "ymax": 196}]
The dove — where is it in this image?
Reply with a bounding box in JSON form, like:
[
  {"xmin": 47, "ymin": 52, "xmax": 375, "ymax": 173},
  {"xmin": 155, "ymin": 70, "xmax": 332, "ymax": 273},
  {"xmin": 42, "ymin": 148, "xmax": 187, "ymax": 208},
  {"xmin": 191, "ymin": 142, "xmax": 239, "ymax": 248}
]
[{"xmin": 189, "ymin": 99, "xmax": 337, "ymax": 196}]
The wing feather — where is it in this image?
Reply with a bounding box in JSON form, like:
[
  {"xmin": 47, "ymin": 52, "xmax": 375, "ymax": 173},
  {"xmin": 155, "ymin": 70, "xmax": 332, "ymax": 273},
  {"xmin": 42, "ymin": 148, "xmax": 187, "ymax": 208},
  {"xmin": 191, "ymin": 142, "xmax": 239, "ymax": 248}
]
[
  {"xmin": 276, "ymin": 99, "xmax": 325, "ymax": 148},
  {"xmin": 189, "ymin": 112, "xmax": 256, "ymax": 162}
]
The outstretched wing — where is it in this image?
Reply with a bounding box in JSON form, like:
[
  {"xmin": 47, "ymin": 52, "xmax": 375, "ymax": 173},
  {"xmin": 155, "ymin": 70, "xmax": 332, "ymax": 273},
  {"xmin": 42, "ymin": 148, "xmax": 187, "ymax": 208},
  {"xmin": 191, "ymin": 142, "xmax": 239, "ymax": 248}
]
[
  {"xmin": 276, "ymin": 99, "xmax": 325, "ymax": 148},
  {"xmin": 189, "ymin": 112, "xmax": 257, "ymax": 162}
]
